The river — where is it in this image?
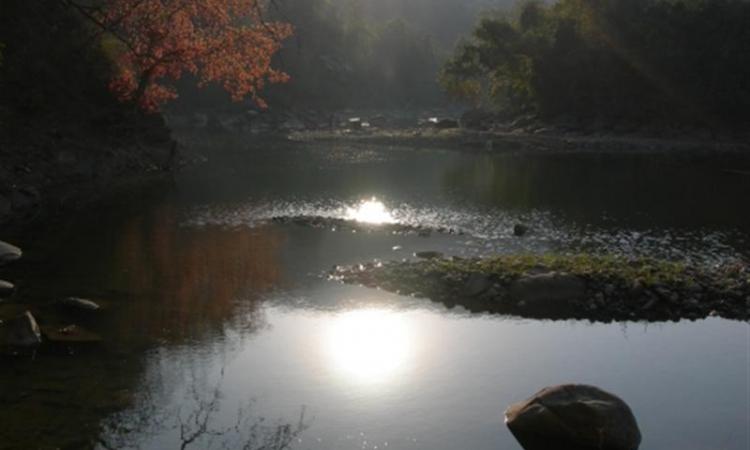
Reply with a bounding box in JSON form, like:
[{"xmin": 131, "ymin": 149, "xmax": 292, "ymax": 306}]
[{"xmin": 1, "ymin": 135, "xmax": 748, "ymax": 450}]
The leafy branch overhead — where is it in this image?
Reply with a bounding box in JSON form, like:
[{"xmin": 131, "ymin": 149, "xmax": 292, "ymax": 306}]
[{"xmin": 62, "ymin": 0, "xmax": 293, "ymax": 111}]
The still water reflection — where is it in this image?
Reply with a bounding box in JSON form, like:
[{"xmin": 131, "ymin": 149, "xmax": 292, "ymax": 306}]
[{"xmin": 2, "ymin": 138, "xmax": 749, "ymax": 450}]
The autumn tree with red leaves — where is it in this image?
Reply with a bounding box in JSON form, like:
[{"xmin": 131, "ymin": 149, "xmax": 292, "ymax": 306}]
[{"xmin": 63, "ymin": 0, "xmax": 292, "ymax": 111}]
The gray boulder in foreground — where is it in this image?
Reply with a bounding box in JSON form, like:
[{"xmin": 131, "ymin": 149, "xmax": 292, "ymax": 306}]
[
  {"xmin": 509, "ymin": 272, "xmax": 585, "ymax": 311},
  {"xmin": 2, "ymin": 311, "xmax": 42, "ymax": 347},
  {"xmin": 0, "ymin": 240, "xmax": 22, "ymax": 265},
  {"xmin": 505, "ymin": 384, "xmax": 641, "ymax": 450}
]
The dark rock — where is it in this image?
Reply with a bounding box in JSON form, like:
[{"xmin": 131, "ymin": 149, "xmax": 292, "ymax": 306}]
[
  {"xmin": 57, "ymin": 297, "xmax": 101, "ymax": 312},
  {"xmin": 0, "ymin": 240, "xmax": 22, "ymax": 265},
  {"xmin": 2, "ymin": 311, "xmax": 42, "ymax": 347},
  {"xmin": 505, "ymin": 384, "xmax": 641, "ymax": 450},
  {"xmin": 513, "ymin": 224, "xmax": 529, "ymax": 236},
  {"xmin": 415, "ymin": 251, "xmax": 443, "ymax": 260},
  {"xmin": 0, "ymin": 280, "xmax": 15, "ymax": 298},
  {"xmin": 509, "ymin": 272, "xmax": 586, "ymax": 312},
  {"xmin": 465, "ymin": 273, "xmax": 493, "ymax": 297}
]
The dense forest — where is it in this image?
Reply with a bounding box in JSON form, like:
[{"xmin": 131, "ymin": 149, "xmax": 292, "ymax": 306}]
[
  {"xmin": 441, "ymin": 0, "xmax": 750, "ymax": 129},
  {"xmin": 3, "ymin": 0, "xmax": 750, "ymax": 125}
]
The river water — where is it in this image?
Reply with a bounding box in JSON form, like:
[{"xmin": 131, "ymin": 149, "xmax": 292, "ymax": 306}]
[{"xmin": 1, "ymin": 136, "xmax": 748, "ymax": 450}]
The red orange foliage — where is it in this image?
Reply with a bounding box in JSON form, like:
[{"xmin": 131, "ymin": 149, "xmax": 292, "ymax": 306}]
[{"xmin": 71, "ymin": 0, "xmax": 292, "ymax": 111}]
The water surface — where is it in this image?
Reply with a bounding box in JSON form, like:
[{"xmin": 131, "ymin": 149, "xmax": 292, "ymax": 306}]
[{"xmin": 1, "ymin": 137, "xmax": 748, "ymax": 450}]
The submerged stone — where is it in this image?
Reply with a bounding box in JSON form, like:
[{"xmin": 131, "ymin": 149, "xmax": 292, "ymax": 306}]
[{"xmin": 505, "ymin": 384, "xmax": 641, "ymax": 450}]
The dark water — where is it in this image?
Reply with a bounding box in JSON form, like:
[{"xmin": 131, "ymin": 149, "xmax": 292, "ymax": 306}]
[{"xmin": 1, "ymin": 136, "xmax": 749, "ymax": 450}]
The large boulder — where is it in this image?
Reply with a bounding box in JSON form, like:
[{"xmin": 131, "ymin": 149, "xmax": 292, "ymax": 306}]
[
  {"xmin": 505, "ymin": 384, "xmax": 641, "ymax": 450},
  {"xmin": 0, "ymin": 240, "xmax": 22, "ymax": 265},
  {"xmin": 508, "ymin": 272, "xmax": 585, "ymax": 312},
  {"xmin": 2, "ymin": 311, "xmax": 42, "ymax": 347}
]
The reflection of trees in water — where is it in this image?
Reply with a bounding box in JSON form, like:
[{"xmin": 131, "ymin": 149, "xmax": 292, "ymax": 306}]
[
  {"xmin": 440, "ymin": 154, "xmax": 750, "ymax": 228},
  {"xmin": 98, "ymin": 363, "xmax": 308, "ymax": 450},
  {"xmin": 0, "ymin": 203, "xmax": 291, "ymax": 450},
  {"xmin": 109, "ymin": 204, "xmax": 286, "ymax": 343},
  {"xmin": 93, "ymin": 206, "xmax": 305, "ymax": 448}
]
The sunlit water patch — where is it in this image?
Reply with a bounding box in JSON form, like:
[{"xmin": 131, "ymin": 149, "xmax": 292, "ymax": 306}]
[
  {"xmin": 95, "ymin": 301, "xmax": 750, "ymax": 450},
  {"xmin": 345, "ymin": 198, "xmax": 395, "ymax": 224},
  {"xmin": 183, "ymin": 198, "xmax": 746, "ymax": 266}
]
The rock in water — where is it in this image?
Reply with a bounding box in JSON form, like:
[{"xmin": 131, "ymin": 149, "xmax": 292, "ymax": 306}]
[
  {"xmin": 509, "ymin": 272, "xmax": 585, "ymax": 312},
  {"xmin": 513, "ymin": 224, "xmax": 528, "ymax": 236},
  {"xmin": 505, "ymin": 384, "xmax": 641, "ymax": 450},
  {"xmin": 57, "ymin": 297, "xmax": 101, "ymax": 312},
  {"xmin": 2, "ymin": 311, "xmax": 42, "ymax": 347},
  {"xmin": 0, "ymin": 280, "xmax": 15, "ymax": 298},
  {"xmin": 0, "ymin": 240, "xmax": 22, "ymax": 265}
]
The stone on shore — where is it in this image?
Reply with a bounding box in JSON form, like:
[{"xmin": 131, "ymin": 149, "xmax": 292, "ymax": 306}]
[
  {"xmin": 505, "ymin": 384, "xmax": 641, "ymax": 450},
  {"xmin": 0, "ymin": 240, "xmax": 22, "ymax": 265},
  {"xmin": 0, "ymin": 280, "xmax": 15, "ymax": 298},
  {"xmin": 57, "ymin": 297, "xmax": 101, "ymax": 312}
]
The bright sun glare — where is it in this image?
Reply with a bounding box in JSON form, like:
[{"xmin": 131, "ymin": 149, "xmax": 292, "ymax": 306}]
[
  {"xmin": 345, "ymin": 198, "xmax": 395, "ymax": 224},
  {"xmin": 325, "ymin": 309, "xmax": 413, "ymax": 385}
]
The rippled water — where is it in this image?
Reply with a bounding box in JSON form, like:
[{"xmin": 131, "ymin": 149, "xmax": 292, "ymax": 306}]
[{"xmin": 1, "ymin": 137, "xmax": 748, "ymax": 450}]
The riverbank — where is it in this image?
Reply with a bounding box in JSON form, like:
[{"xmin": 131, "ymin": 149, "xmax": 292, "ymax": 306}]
[
  {"xmin": 331, "ymin": 254, "xmax": 750, "ymax": 321},
  {"xmin": 168, "ymin": 107, "xmax": 750, "ymax": 155},
  {"xmin": 0, "ymin": 114, "xmax": 183, "ymax": 231},
  {"xmin": 292, "ymin": 126, "xmax": 750, "ymax": 155}
]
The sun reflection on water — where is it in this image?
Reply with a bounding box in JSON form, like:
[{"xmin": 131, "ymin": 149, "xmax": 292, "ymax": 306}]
[
  {"xmin": 325, "ymin": 309, "xmax": 413, "ymax": 385},
  {"xmin": 345, "ymin": 198, "xmax": 395, "ymax": 224}
]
